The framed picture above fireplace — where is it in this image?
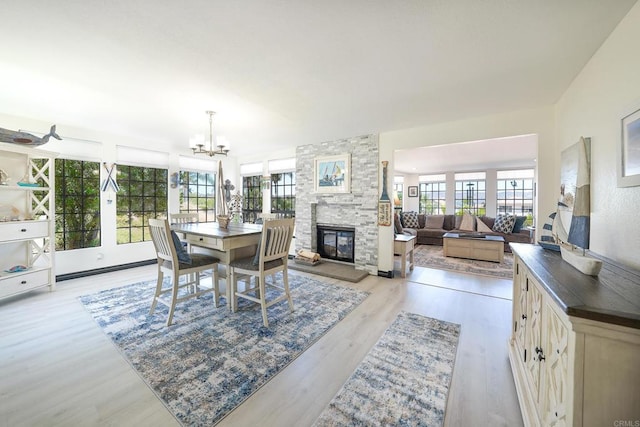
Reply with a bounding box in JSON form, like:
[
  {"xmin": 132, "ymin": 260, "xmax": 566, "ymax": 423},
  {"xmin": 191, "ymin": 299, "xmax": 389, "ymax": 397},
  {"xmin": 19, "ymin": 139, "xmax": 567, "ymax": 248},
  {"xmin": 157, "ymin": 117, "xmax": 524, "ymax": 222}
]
[{"xmin": 314, "ymin": 154, "xmax": 351, "ymax": 193}]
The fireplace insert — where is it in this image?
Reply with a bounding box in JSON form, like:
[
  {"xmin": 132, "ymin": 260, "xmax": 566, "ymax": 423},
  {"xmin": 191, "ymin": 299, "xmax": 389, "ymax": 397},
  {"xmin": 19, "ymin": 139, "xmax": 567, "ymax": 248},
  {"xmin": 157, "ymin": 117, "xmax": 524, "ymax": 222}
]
[{"xmin": 317, "ymin": 225, "xmax": 355, "ymax": 263}]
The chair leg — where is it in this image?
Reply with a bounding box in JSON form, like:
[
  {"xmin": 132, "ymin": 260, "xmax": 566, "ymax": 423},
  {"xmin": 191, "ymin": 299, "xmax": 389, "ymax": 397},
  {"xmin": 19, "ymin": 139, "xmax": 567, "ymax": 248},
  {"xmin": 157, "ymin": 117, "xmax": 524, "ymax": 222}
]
[
  {"xmin": 166, "ymin": 271, "xmax": 180, "ymax": 326},
  {"xmin": 259, "ymin": 277, "xmax": 269, "ymax": 327},
  {"xmin": 283, "ymin": 268, "xmax": 294, "ymax": 313},
  {"xmin": 230, "ymin": 267, "xmax": 237, "ymax": 313},
  {"xmin": 212, "ymin": 265, "xmax": 220, "ymax": 308},
  {"xmin": 150, "ymin": 267, "xmax": 163, "ymax": 315}
]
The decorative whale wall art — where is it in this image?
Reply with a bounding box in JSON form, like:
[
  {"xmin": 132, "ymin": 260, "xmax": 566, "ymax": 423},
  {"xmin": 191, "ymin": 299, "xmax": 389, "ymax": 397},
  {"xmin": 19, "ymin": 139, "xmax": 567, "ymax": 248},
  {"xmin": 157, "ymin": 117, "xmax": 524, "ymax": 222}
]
[{"xmin": 0, "ymin": 125, "xmax": 62, "ymax": 146}]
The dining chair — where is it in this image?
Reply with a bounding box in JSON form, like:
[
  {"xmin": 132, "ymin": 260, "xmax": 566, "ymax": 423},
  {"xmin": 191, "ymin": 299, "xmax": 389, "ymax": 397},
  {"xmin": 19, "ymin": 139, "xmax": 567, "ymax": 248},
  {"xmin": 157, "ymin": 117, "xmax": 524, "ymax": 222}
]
[
  {"xmin": 169, "ymin": 212, "xmax": 199, "ymax": 251},
  {"xmin": 229, "ymin": 218, "xmax": 295, "ymax": 327},
  {"xmin": 170, "ymin": 212, "xmax": 199, "ymax": 224},
  {"xmin": 148, "ymin": 218, "xmax": 221, "ymax": 326}
]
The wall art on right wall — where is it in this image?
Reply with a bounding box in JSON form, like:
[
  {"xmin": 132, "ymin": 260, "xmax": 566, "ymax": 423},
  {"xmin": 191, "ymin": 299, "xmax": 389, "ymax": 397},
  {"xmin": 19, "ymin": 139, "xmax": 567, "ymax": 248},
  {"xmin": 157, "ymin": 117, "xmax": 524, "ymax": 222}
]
[{"xmin": 618, "ymin": 102, "xmax": 640, "ymax": 187}]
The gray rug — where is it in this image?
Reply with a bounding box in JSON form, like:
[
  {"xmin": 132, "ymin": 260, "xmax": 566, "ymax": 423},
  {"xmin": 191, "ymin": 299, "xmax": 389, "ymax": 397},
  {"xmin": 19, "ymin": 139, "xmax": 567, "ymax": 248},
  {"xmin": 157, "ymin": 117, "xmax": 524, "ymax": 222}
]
[
  {"xmin": 314, "ymin": 311, "xmax": 460, "ymax": 426},
  {"xmin": 412, "ymin": 244, "xmax": 513, "ymax": 279},
  {"xmin": 79, "ymin": 274, "xmax": 369, "ymax": 426}
]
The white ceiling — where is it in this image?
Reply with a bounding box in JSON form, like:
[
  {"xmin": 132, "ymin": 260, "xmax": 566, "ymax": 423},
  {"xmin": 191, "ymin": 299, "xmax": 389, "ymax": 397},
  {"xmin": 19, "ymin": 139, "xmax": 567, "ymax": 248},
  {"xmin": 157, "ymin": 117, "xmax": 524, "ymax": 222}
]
[
  {"xmin": 394, "ymin": 134, "xmax": 538, "ymax": 175},
  {"xmin": 0, "ymin": 1, "xmax": 636, "ymax": 159}
]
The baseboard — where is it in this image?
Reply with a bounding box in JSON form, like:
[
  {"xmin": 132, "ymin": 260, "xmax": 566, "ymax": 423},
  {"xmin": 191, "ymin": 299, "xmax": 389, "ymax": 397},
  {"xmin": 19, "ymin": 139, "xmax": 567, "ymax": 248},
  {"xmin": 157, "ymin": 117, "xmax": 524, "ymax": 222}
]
[{"xmin": 56, "ymin": 259, "xmax": 157, "ymax": 282}]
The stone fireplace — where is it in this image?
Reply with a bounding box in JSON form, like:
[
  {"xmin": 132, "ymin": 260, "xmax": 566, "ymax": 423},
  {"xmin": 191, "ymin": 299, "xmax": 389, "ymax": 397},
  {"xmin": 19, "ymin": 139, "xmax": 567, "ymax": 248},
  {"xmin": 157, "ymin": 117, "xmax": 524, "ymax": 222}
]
[{"xmin": 294, "ymin": 135, "xmax": 380, "ymax": 275}]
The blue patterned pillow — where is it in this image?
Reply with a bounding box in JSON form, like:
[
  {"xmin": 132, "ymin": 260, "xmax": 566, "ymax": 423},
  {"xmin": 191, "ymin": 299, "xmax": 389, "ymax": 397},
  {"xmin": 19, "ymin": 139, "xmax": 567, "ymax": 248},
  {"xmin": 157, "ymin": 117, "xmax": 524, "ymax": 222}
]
[
  {"xmin": 512, "ymin": 216, "xmax": 527, "ymax": 233},
  {"xmin": 170, "ymin": 230, "xmax": 192, "ymax": 264},
  {"xmin": 400, "ymin": 211, "xmax": 419, "ymax": 229},
  {"xmin": 492, "ymin": 214, "xmax": 516, "ymax": 234}
]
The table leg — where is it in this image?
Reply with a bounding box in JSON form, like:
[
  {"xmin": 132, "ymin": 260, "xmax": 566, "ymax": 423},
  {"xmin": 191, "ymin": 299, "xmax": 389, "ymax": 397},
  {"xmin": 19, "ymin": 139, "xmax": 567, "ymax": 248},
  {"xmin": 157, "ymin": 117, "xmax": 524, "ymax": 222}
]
[{"xmin": 408, "ymin": 246, "xmax": 414, "ymax": 273}]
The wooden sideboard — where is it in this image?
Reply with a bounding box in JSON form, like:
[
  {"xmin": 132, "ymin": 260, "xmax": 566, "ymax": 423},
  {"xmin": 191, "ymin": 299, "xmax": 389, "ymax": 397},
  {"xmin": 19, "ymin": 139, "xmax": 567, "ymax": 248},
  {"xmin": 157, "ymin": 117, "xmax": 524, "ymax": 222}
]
[{"xmin": 508, "ymin": 243, "xmax": 640, "ymax": 427}]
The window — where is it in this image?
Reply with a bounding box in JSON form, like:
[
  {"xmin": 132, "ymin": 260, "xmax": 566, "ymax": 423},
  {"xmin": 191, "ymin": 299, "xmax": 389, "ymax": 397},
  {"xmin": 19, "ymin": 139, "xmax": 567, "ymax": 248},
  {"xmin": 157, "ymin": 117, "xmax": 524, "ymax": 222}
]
[
  {"xmin": 454, "ymin": 172, "xmax": 486, "ymax": 216},
  {"xmin": 393, "ymin": 176, "xmax": 404, "ymax": 210},
  {"xmin": 179, "ymin": 171, "xmax": 216, "ymax": 222},
  {"xmin": 54, "ymin": 159, "xmax": 101, "ymax": 250},
  {"xmin": 497, "ymin": 169, "xmax": 534, "ymax": 224},
  {"xmin": 271, "ymin": 172, "xmax": 295, "ymax": 218},
  {"xmin": 116, "ymin": 165, "xmax": 167, "ymax": 244},
  {"xmin": 242, "ymin": 175, "xmax": 262, "ymax": 223},
  {"xmin": 419, "ymin": 174, "xmax": 446, "ymax": 214}
]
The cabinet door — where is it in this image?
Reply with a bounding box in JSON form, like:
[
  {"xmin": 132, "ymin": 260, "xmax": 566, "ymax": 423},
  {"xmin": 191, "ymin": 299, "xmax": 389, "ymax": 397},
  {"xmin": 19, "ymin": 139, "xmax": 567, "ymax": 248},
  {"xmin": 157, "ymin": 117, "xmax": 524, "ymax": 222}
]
[
  {"xmin": 513, "ymin": 259, "xmax": 528, "ymax": 354},
  {"xmin": 541, "ymin": 303, "xmax": 569, "ymax": 427},
  {"xmin": 524, "ymin": 275, "xmax": 543, "ymax": 400}
]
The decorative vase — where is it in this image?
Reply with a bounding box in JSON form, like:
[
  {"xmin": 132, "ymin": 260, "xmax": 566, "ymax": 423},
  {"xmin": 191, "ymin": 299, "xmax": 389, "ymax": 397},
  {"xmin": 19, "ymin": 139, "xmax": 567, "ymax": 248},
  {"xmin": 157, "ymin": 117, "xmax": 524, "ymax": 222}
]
[{"xmin": 217, "ymin": 215, "xmax": 230, "ymax": 229}]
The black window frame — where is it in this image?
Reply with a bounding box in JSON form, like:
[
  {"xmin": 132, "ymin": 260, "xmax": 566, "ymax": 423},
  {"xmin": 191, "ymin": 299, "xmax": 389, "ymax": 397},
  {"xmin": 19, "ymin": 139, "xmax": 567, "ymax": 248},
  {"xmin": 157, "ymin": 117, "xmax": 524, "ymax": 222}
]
[
  {"xmin": 496, "ymin": 175, "xmax": 534, "ymax": 220},
  {"xmin": 242, "ymin": 175, "xmax": 262, "ymax": 223},
  {"xmin": 53, "ymin": 158, "xmax": 102, "ymax": 250},
  {"xmin": 454, "ymin": 178, "xmax": 486, "ymax": 216},
  {"xmin": 116, "ymin": 164, "xmax": 168, "ymax": 244},
  {"xmin": 270, "ymin": 171, "xmax": 295, "ymax": 218},
  {"xmin": 179, "ymin": 170, "xmax": 216, "ymax": 222},
  {"xmin": 419, "ymin": 181, "xmax": 446, "ymax": 215}
]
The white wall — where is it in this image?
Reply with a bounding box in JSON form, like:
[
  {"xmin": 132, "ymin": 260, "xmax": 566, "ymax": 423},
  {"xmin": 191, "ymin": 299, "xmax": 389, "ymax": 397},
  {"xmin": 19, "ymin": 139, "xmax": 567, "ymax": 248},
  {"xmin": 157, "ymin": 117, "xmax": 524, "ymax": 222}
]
[
  {"xmin": 555, "ymin": 2, "xmax": 640, "ymax": 269},
  {"xmin": 0, "ymin": 112, "xmax": 239, "ymax": 276},
  {"xmin": 379, "ymin": 106, "xmax": 555, "ymax": 272}
]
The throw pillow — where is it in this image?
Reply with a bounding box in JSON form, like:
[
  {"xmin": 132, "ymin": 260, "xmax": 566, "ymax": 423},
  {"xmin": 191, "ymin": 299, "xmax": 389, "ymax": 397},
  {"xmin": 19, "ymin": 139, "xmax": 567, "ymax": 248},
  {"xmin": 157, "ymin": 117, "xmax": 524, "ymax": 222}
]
[
  {"xmin": 459, "ymin": 212, "xmax": 475, "ymax": 231},
  {"xmin": 400, "ymin": 211, "xmax": 419, "ymax": 229},
  {"xmin": 424, "ymin": 215, "xmax": 445, "ymax": 229},
  {"xmin": 394, "ymin": 213, "xmax": 403, "ymax": 233},
  {"xmin": 170, "ymin": 230, "xmax": 192, "ymax": 265},
  {"xmin": 512, "ymin": 216, "xmax": 527, "ymax": 233},
  {"xmin": 476, "ymin": 217, "xmax": 493, "ymax": 233},
  {"xmin": 492, "ymin": 214, "xmax": 516, "ymax": 234}
]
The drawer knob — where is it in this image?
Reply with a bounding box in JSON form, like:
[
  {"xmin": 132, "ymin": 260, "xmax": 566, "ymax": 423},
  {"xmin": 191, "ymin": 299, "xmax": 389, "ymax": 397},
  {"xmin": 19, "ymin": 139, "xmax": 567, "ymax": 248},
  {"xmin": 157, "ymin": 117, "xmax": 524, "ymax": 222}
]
[
  {"xmin": 21, "ymin": 228, "xmax": 27, "ymax": 232},
  {"xmin": 21, "ymin": 280, "xmax": 27, "ymax": 285}
]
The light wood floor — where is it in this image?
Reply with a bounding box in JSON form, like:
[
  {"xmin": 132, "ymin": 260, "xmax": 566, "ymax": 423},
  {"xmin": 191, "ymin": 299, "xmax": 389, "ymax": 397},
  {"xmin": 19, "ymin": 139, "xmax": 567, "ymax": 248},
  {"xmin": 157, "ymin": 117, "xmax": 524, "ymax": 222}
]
[{"xmin": 0, "ymin": 263, "xmax": 523, "ymax": 427}]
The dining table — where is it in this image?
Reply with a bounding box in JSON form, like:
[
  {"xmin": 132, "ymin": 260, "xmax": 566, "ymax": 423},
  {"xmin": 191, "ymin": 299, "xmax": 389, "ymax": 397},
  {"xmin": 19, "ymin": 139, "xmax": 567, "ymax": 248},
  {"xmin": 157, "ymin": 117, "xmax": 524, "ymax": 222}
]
[{"xmin": 171, "ymin": 221, "xmax": 263, "ymax": 308}]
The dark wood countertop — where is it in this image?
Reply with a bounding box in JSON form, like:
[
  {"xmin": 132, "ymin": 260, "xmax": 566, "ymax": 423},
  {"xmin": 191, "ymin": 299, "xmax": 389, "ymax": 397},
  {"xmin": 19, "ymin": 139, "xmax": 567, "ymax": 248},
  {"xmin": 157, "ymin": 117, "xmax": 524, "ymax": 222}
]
[{"xmin": 511, "ymin": 243, "xmax": 640, "ymax": 329}]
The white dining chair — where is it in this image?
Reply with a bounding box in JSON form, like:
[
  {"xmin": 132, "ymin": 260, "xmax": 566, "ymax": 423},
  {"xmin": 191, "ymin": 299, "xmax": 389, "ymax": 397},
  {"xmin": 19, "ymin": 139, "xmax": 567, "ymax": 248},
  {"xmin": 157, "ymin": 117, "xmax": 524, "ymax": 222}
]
[
  {"xmin": 229, "ymin": 218, "xmax": 295, "ymax": 327},
  {"xmin": 148, "ymin": 218, "xmax": 221, "ymax": 326},
  {"xmin": 169, "ymin": 212, "xmax": 199, "ymax": 252}
]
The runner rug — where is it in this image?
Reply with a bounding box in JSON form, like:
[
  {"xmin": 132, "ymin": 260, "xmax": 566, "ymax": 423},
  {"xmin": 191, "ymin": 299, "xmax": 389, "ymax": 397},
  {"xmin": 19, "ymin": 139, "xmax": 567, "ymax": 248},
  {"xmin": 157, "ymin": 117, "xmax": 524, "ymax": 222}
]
[
  {"xmin": 79, "ymin": 274, "xmax": 368, "ymax": 426},
  {"xmin": 313, "ymin": 311, "xmax": 460, "ymax": 427},
  {"xmin": 412, "ymin": 244, "xmax": 513, "ymax": 279}
]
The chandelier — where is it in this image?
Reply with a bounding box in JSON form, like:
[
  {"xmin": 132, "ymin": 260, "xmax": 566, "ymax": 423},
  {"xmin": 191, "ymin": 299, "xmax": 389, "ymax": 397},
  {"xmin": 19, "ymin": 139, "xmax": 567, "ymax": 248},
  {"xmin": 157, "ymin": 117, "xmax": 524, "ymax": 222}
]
[{"xmin": 191, "ymin": 110, "xmax": 229, "ymax": 157}]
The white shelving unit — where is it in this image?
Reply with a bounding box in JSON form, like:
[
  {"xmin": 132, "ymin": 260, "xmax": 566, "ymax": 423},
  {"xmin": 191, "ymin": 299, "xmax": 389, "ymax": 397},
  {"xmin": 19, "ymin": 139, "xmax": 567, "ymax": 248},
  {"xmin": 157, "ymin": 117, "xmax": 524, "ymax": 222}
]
[{"xmin": 0, "ymin": 142, "xmax": 57, "ymax": 299}]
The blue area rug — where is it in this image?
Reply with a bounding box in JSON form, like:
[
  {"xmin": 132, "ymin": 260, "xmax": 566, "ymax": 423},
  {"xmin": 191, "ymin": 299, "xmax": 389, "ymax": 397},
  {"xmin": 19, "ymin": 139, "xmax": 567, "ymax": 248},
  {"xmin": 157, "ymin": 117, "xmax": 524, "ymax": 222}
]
[
  {"xmin": 80, "ymin": 274, "xmax": 369, "ymax": 426},
  {"xmin": 313, "ymin": 311, "xmax": 460, "ymax": 427}
]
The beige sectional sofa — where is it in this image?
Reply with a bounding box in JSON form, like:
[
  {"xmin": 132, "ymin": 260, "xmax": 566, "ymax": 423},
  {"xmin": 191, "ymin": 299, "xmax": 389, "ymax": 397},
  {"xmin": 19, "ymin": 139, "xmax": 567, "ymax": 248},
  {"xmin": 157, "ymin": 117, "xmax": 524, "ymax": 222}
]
[{"xmin": 395, "ymin": 212, "xmax": 532, "ymax": 252}]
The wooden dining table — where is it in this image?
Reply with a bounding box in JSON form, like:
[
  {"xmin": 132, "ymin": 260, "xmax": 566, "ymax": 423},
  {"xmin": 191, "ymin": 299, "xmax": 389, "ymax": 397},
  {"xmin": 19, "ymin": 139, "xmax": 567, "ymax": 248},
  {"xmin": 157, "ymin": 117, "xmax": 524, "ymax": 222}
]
[{"xmin": 171, "ymin": 221, "xmax": 262, "ymax": 307}]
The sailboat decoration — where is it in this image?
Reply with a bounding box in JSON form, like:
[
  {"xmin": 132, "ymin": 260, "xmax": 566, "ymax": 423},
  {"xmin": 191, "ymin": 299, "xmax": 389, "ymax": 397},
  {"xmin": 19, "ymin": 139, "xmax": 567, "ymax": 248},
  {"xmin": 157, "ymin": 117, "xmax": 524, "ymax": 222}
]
[
  {"xmin": 547, "ymin": 137, "xmax": 602, "ymax": 275},
  {"xmin": 216, "ymin": 160, "xmax": 230, "ymax": 228},
  {"xmin": 538, "ymin": 211, "xmax": 561, "ymax": 251}
]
